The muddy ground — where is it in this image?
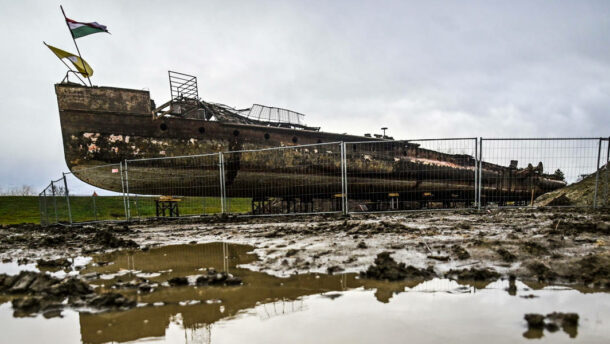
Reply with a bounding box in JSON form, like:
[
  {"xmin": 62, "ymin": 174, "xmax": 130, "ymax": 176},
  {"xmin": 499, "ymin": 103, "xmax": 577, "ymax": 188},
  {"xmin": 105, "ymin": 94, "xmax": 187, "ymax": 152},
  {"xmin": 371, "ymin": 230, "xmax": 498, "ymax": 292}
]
[{"xmin": 1, "ymin": 207, "xmax": 609, "ymax": 288}]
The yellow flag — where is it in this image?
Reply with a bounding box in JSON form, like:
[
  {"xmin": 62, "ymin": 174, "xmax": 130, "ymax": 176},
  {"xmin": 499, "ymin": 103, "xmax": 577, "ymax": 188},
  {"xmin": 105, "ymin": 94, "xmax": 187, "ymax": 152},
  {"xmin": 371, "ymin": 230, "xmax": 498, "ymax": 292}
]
[{"xmin": 45, "ymin": 43, "xmax": 93, "ymax": 77}]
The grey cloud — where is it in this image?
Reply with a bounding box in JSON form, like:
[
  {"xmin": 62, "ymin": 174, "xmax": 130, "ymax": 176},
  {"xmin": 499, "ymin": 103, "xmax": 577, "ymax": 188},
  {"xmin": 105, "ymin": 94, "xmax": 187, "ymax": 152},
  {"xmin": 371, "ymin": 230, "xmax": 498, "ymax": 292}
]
[{"xmin": 0, "ymin": 0, "xmax": 608, "ymax": 191}]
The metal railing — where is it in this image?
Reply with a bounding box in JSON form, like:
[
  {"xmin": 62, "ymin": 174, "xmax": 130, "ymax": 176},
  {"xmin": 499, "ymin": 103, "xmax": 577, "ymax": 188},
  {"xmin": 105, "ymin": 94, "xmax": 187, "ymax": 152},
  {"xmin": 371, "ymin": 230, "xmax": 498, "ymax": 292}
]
[{"xmin": 38, "ymin": 137, "xmax": 609, "ymax": 225}]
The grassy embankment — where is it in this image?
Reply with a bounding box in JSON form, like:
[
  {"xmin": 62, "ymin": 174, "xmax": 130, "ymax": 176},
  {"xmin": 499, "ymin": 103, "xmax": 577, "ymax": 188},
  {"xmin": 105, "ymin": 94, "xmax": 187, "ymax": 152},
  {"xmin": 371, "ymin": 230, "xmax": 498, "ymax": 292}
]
[{"xmin": 0, "ymin": 196, "xmax": 251, "ymax": 225}]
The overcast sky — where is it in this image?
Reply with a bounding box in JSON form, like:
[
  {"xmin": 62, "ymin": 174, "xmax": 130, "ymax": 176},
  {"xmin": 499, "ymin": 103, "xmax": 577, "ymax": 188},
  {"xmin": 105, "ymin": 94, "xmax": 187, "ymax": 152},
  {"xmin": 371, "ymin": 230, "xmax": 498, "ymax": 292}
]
[{"xmin": 0, "ymin": 0, "xmax": 608, "ymax": 192}]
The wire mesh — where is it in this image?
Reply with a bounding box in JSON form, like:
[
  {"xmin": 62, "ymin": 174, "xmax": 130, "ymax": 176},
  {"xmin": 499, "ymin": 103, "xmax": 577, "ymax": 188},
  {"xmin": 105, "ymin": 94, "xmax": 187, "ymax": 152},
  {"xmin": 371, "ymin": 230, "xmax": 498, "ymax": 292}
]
[
  {"xmin": 479, "ymin": 138, "xmax": 607, "ymax": 207},
  {"xmin": 125, "ymin": 153, "xmax": 222, "ymax": 219},
  {"xmin": 38, "ymin": 137, "xmax": 609, "ymax": 225},
  {"xmin": 39, "ymin": 183, "xmax": 54, "ymax": 226},
  {"xmin": 345, "ymin": 139, "xmax": 478, "ymax": 212},
  {"xmin": 63, "ymin": 164, "xmax": 126, "ymax": 223},
  {"xmin": 223, "ymin": 142, "xmax": 343, "ymax": 215},
  {"xmin": 38, "ymin": 176, "xmax": 71, "ymax": 225}
]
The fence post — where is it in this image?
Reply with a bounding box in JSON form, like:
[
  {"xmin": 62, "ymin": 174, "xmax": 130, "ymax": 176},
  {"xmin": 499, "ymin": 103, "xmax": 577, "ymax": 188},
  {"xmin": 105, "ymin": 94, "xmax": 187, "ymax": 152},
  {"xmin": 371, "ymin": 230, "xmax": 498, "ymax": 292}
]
[
  {"xmin": 477, "ymin": 137, "xmax": 483, "ymax": 210},
  {"xmin": 604, "ymin": 137, "xmax": 610, "ymax": 207},
  {"xmin": 219, "ymin": 152, "xmax": 227, "ymax": 214},
  {"xmin": 474, "ymin": 138, "xmax": 478, "ymax": 208},
  {"xmin": 124, "ymin": 161, "xmax": 131, "ymax": 220},
  {"xmin": 51, "ymin": 181, "xmax": 58, "ymax": 224},
  {"xmin": 92, "ymin": 194, "xmax": 98, "ymax": 221},
  {"xmin": 38, "ymin": 192, "xmax": 44, "ymax": 226},
  {"xmin": 340, "ymin": 142, "xmax": 348, "ymax": 215},
  {"xmin": 593, "ymin": 138, "xmax": 602, "ymax": 208},
  {"xmin": 62, "ymin": 173, "xmax": 73, "ymax": 224},
  {"xmin": 120, "ymin": 162, "xmax": 128, "ymax": 220},
  {"xmin": 43, "ymin": 188, "xmax": 49, "ymax": 226}
]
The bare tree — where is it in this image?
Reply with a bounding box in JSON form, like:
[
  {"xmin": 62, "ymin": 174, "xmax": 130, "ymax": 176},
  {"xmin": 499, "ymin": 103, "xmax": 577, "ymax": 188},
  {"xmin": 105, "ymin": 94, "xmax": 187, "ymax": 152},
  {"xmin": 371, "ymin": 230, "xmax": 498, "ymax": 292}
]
[{"xmin": 0, "ymin": 185, "xmax": 36, "ymax": 196}]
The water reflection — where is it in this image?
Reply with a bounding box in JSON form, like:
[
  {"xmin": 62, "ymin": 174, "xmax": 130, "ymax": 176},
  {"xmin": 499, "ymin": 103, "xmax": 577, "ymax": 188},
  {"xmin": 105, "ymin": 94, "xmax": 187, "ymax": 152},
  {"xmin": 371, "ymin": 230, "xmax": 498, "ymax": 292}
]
[
  {"xmin": 1, "ymin": 242, "xmax": 609, "ymax": 343},
  {"xmin": 77, "ymin": 242, "xmax": 429, "ymax": 343}
]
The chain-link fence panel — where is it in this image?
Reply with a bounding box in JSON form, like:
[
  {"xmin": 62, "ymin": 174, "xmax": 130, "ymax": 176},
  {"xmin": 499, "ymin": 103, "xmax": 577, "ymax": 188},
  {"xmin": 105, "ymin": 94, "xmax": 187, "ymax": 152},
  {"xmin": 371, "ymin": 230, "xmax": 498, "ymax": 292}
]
[
  {"xmin": 39, "ymin": 183, "xmax": 54, "ymax": 226},
  {"xmin": 125, "ymin": 153, "xmax": 222, "ymax": 219},
  {"xmin": 479, "ymin": 138, "xmax": 607, "ymax": 208},
  {"xmin": 63, "ymin": 164, "xmax": 126, "ymax": 223},
  {"xmin": 345, "ymin": 139, "xmax": 478, "ymax": 212},
  {"xmin": 223, "ymin": 142, "xmax": 343, "ymax": 215},
  {"xmin": 38, "ymin": 176, "xmax": 71, "ymax": 225},
  {"xmin": 39, "ymin": 137, "xmax": 609, "ymax": 225}
]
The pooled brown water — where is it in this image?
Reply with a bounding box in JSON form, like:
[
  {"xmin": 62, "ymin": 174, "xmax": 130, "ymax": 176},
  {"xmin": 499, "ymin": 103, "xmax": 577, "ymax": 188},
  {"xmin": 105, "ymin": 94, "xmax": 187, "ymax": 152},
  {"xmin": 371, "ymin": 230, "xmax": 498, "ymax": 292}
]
[{"xmin": 1, "ymin": 242, "xmax": 609, "ymax": 343}]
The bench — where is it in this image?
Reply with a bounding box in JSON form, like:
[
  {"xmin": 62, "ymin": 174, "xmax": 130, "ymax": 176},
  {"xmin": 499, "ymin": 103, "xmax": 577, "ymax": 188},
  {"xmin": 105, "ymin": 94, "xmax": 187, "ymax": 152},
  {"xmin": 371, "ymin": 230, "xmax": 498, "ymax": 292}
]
[{"xmin": 155, "ymin": 196, "xmax": 181, "ymax": 217}]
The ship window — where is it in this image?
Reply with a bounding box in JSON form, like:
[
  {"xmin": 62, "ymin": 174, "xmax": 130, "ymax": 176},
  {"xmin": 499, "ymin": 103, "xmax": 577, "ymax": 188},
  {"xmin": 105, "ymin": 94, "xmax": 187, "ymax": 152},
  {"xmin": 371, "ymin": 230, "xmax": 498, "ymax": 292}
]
[
  {"xmin": 233, "ymin": 130, "xmax": 240, "ymax": 137},
  {"xmin": 264, "ymin": 133, "xmax": 270, "ymax": 140},
  {"xmin": 353, "ymin": 144, "xmax": 357, "ymax": 151},
  {"xmin": 198, "ymin": 127, "xmax": 205, "ymax": 134},
  {"xmin": 402, "ymin": 150, "xmax": 407, "ymax": 156},
  {"xmin": 160, "ymin": 123, "xmax": 168, "ymax": 131},
  {"xmin": 317, "ymin": 139, "xmax": 322, "ymax": 143},
  {"xmin": 292, "ymin": 136, "xmax": 298, "ymax": 143}
]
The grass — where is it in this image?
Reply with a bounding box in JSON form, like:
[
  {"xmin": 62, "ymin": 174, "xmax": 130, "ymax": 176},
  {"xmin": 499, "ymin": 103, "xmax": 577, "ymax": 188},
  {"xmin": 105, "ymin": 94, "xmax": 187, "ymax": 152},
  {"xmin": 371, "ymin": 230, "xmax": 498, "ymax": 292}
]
[
  {"xmin": 0, "ymin": 196, "xmax": 252, "ymax": 225},
  {"xmin": 0, "ymin": 196, "xmax": 42, "ymax": 225}
]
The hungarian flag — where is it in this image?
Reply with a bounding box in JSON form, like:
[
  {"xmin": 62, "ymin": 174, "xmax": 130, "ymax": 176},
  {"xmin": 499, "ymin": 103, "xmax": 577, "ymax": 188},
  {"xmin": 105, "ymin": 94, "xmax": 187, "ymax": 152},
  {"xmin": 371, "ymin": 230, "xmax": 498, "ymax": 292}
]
[
  {"xmin": 45, "ymin": 43, "xmax": 93, "ymax": 77},
  {"xmin": 66, "ymin": 18, "xmax": 109, "ymax": 39}
]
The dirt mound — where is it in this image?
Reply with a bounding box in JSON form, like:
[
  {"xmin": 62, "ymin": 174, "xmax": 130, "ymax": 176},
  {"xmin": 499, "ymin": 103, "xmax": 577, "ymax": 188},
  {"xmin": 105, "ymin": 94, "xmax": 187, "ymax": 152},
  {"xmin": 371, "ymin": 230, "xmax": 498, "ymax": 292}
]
[
  {"xmin": 0, "ymin": 271, "xmax": 135, "ymax": 317},
  {"xmin": 564, "ymin": 254, "xmax": 610, "ymax": 287},
  {"xmin": 535, "ymin": 165, "xmax": 607, "ymax": 207},
  {"xmin": 451, "ymin": 245, "xmax": 470, "ymax": 260},
  {"xmin": 445, "ymin": 267, "xmax": 501, "ymax": 281},
  {"xmin": 196, "ymin": 269, "xmax": 242, "ymax": 286},
  {"xmin": 496, "ymin": 248, "xmax": 516, "ymax": 262},
  {"xmin": 526, "ymin": 261, "xmax": 557, "ymax": 282},
  {"xmin": 360, "ymin": 252, "xmax": 435, "ymax": 281},
  {"xmin": 37, "ymin": 258, "xmax": 71, "ymax": 269},
  {"xmin": 92, "ymin": 230, "xmax": 138, "ymax": 249}
]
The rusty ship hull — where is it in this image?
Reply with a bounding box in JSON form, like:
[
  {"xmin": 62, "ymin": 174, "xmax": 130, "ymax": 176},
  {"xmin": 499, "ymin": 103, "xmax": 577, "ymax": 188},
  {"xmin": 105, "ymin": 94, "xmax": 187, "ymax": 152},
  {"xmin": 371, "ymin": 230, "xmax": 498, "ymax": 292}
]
[{"xmin": 55, "ymin": 83, "xmax": 566, "ymax": 206}]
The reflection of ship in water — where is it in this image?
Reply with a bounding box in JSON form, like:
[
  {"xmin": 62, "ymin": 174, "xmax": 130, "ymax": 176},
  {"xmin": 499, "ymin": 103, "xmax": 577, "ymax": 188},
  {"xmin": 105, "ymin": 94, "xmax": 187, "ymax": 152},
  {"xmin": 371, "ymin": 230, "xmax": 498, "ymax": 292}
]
[{"xmin": 76, "ymin": 243, "xmax": 495, "ymax": 344}]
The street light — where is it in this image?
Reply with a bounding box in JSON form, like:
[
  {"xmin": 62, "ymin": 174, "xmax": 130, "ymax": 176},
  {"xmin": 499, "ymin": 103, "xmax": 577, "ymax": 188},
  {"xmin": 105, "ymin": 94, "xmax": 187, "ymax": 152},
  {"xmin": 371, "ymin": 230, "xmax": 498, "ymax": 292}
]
[{"xmin": 381, "ymin": 127, "xmax": 388, "ymax": 138}]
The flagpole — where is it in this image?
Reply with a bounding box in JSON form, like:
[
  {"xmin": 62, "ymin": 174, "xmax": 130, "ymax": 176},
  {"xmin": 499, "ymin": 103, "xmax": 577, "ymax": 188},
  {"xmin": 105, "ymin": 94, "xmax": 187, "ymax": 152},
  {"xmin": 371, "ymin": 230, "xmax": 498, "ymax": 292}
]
[
  {"xmin": 60, "ymin": 5, "xmax": 92, "ymax": 87},
  {"xmin": 44, "ymin": 42, "xmax": 87, "ymax": 85}
]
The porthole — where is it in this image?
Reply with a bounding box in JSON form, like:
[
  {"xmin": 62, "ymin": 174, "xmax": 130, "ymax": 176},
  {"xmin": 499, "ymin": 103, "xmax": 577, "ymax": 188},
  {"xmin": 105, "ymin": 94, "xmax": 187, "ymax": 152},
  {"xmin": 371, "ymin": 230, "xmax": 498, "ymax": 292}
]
[
  {"xmin": 198, "ymin": 127, "xmax": 205, "ymax": 134},
  {"xmin": 316, "ymin": 139, "xmax": 322, "ymax": 143},
  {"xmin": 292, "ymin": 136, "xmax": 298, "ymax": 144},
  {"xmin": 233, "ymin": 130, "xmax": 240, "ymax": 137},
  {"xmin": 160, "ymin": 123, "xmax": 168, "ymax": 131},
  {"xmin": 264, "ymin": 133, "xmax": 270, "ymax": 140},
  {"xmin": 402, "ymin": 150, "xmax": 407, "ymax": 156}
]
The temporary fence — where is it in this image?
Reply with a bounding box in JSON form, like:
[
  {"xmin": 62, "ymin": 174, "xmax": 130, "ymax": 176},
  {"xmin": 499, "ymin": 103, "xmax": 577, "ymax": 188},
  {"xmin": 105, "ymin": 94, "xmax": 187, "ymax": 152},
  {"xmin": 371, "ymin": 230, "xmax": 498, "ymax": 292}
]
[
  {"xmin": 39, "ymin": 164, "xmax": 126, "ymax": 225},
  {"xmin": 125, "ymin": 153, "xmax": 222, "ymax": 219},
  {"xmin": 38, "ymin": 137, "xmax": 609, "ymax": 225},
  {"xmin": 221, "ymin": 142, "xmax": 343, "ymax": 215},
  {"xmin": 479, "ymin": 138, "xmax": 609, "ymax": 208},
  {"xmin": 39, "ymin": 175, "xmax": 71, "ymax": 226},
  {"xmin": 345, "ymin": 138, "xmax": 478, "ymax": 213}
]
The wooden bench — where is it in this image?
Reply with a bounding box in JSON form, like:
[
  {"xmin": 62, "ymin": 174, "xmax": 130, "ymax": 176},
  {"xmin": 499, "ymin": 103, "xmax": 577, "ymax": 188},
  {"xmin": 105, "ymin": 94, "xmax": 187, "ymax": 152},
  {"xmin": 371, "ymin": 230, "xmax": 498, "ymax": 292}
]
[{"xmin": 155, "ymin": 196, "xmax": 181, "ymax": 217}]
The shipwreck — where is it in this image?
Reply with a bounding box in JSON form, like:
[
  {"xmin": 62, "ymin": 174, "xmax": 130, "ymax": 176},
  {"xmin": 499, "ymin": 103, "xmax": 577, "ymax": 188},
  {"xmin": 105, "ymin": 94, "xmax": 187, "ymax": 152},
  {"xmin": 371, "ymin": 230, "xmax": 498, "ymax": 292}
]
[{"xmin": 55, "ymin": 71, "xmax": 566, "ymax": 211}]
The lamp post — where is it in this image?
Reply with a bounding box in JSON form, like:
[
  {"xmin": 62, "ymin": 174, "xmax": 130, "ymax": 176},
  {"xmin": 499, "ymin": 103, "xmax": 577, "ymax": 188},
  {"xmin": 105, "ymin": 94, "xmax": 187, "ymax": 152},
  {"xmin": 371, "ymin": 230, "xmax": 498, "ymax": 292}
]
[{"xmin": 381, "ymin": 127, "xmax": 388, "ymax": 138}]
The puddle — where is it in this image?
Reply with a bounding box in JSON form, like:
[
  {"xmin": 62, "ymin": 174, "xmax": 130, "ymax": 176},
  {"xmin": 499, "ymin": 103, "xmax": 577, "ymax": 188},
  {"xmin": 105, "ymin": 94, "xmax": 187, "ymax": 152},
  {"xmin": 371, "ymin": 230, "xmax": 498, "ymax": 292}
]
[
  {"xmin": 1, "ymin": 242, "xmax": 609, "ymax": 343},
  {"xmin": 0, "ymin": 261, "xmax": 38, "ymax": 275},
  {"xmin": 0, "ymin": 256, "xmax": 93, "ymax": 282}
]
